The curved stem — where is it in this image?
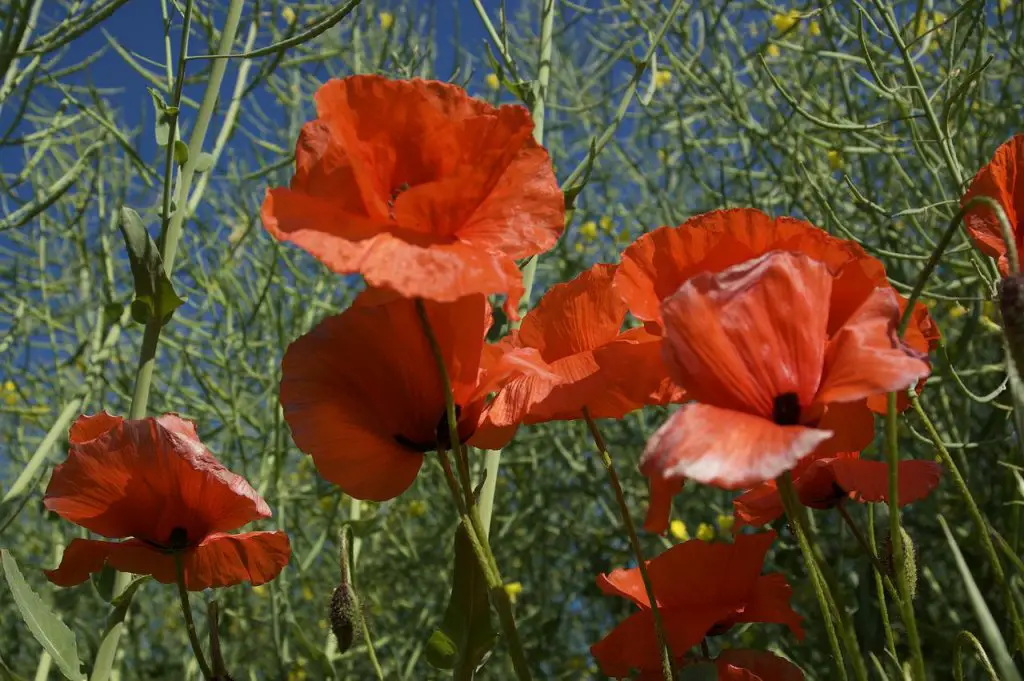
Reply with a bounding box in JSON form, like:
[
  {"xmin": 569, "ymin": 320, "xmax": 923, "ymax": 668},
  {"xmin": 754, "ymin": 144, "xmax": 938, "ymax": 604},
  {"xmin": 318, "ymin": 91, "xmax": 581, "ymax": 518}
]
[
  {"xmin": 884, "ymin": 393, "xmax": 926, "ymax": 681},
  {"xmin": 777, "ymin": 474, "xmax": 849, "ymax": 681},
  {"xmin": 415, "ymin": 300, "xmax": 533, "ymax": 681},
  {"xmin": 174, "ymin": 554, "xmax": 212, "ymax": 680},
  {"xmin": 835, "ymin": 503, "xmax": 900, "ymax": 602},
  {"xmin": 582, "ymin": 408, "xmax": 675, "ymax": 681},
  {"xmin": 866, "ymin": 504, "xmax": 899, "ymax": 663}
]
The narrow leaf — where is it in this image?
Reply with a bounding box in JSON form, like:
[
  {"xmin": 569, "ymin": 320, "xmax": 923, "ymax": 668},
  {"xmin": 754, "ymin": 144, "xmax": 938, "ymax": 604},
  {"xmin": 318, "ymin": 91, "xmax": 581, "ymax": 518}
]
[
  {"xmin": 424, "ymin": 525, "xmax": 497, "ymax": 672},
  {"xmin": 939, "ymin": 517, "xmax": 1024, "ymax": 681},
  {"xmin": 147, "ymin": 88, "xmax": 178, "ymax": 147},
  {"xmin": 1, "ymin": 551, "xmax": 85, "ymax": 681},
  {"xmin": 118, "ymin": 207, "xmax": 185, "ymax": 325}
]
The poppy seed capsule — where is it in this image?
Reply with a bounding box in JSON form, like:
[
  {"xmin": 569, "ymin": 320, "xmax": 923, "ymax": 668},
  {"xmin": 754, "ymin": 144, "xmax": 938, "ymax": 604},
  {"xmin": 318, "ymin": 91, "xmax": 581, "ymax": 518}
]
[
  {"xmin": 999, "ymin": 275, "xmax": 1024, "ymax": 374},
  {"xmin": 329, "ymin": 582, "xmax": 357, "ymax": 653},
  {"xmin": 880, "ymin": 526, "xmax": 918, "ymax": 601}
]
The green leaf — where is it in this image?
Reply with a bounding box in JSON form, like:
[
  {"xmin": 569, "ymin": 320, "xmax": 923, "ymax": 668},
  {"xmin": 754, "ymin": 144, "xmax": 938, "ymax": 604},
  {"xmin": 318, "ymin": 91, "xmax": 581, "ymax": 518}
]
[
  {"xmin": 117, "ymin": 207, "xmax": 185, "ymax": 325},
  {"xmin": 147, "ymin": 88, "xmax": 178, "ymax": 147},
  {"xmin": 193, "ymin": 152, "xmax": 215, "ymax": 173},
  {"xmin": 173, "ymin": 140, "xmax": 189, "ymax": 165},
  {"xmin": 89, "ymin": 566, "xmax": 117, "ymax": 603},
  {"xmin": 1, "ymin": 550, "xmax": 85, "ymax": 681},
  {"xmin": 939, "ymin": 516, "xmax": 1024, "ymax": 681},
  {"xmin": 424, "ymin": 525, "xmax": 497, "ymax": 672},
  {"xmin": 90, "ymin": 576, "xmax": 149, "ymax": 681}
]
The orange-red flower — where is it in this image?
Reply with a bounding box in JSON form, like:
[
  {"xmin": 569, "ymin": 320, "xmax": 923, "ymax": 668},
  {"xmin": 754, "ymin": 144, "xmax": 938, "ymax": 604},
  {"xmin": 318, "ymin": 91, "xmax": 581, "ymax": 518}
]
[
  {"xmin": 640, "ymin": 251, "xmax": 931, "ymax": 491},
  {"xmin": 262, "ymin": 76, "xmax": 564, "ymax": 318},
  {"xmin": 280, "ymin": 293, "xmax": 556, "ymax": 500},
  {"xmin": 475, "ymin": 263, "xmax": 682, "ymax": 443},
  {"xmin": 591, "ymin": 532, "xmax": 803, "ymax": 678},
  {"xmin": 44, "ymin": 413, "xmax": 290, "ymax": 591},
  {"xmin": 614, "ymin": 208, "xmax": 940, "ymax": 412},
  {"xmin": 962, "ymin": 134, "xmax": 1024, "ymax": 275},
  {"xmin": 734, "ymin": 451, "xmax": 942, "ymax": 529}
]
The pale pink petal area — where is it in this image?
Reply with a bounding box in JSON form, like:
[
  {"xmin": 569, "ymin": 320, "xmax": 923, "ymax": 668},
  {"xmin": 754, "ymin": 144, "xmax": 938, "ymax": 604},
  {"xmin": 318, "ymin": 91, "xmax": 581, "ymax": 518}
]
[{"xmin": 640, "ymin": 404, "xmax": 832, "ymax": 490}]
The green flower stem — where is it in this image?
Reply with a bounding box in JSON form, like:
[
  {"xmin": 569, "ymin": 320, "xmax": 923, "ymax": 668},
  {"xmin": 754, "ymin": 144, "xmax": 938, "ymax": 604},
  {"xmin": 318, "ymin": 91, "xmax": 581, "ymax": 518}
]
[
  {"xmin": 776, "ymin": 473, "xmax": 849, "ymax": 681},
  {"xmin": 884, "ymin": 393, "xmax": 926, "ymax": 681},
  {"xmin": 866, "ymin": 504, "xmax": 899, "ymax": 663},
  {"xmin": 909, "ymin": 393, "xmax": 1024, "ymax": 649},
  {"xmin": 341, "ymin": 528, "xmax": 384, "ymax": 680},
  {"xmin": 94, "ymin": 2, "xmax": 245, "ymax": 677},
  {"xmin": 174, "ymin": 554, "xmax": 213, "ymax": 680},
  {"xmin": 582, "ymin": 408, "xmax": 675, "ymax": 681},
  {"xmin": 835, "ymin": 503, "xmax": 900, "ymax": 602},
  {"xmin": 416, "ymin": 300, "xmax": 532, "ymax": 681}
]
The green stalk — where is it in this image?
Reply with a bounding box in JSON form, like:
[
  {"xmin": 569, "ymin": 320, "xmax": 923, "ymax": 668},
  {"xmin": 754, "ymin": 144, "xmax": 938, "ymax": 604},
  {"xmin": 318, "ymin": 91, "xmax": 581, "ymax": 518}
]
[
  {"xmin": 777, "ymin": 474, "xmax": 849, "ymax": 681},
  {"xmin": 415, "ymin": 301, "xmax": 533, "ymax": 681},
  {"xmin": 582, "ymin": 408, "xmax": 675, "ymax": 681},
  {"xmin": 174, "ymin": 554, "xmax": 212, "ymax": 680},
  {"xmin": 884, "ymin": 393, "xmax": 926, "ymax": 681},
  {"xmin": 90, "ymin": 2, "xmax": 245, "ymax": 678}
]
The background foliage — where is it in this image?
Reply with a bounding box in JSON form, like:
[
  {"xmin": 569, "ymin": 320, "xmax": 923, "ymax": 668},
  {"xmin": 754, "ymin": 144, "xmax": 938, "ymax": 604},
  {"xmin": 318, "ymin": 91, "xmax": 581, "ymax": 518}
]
[{"xmin": 1, "ymin": 0, "xmax": 1022, "ymax": 679}]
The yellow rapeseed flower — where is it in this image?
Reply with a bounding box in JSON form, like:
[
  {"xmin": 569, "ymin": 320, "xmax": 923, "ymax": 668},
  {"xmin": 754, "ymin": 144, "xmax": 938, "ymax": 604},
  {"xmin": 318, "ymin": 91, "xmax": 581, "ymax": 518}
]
[
  {"xmin": 981, "ymin": 316, "xmax": 1002, "ymax": 334},
  {"xmin": 766, "ymin": 44, "xmax": 781, "ymax": 58},
  {"xmin": 808, "ymin": 20, "xmax": 821, "ymax": 37},
  {"xmin": 574, "ymin": 243, "xmax": 585, "ymax": 254},
  {"xmin": 716, "ymin": 513, "xmax": 735, "ymax": 533},
  {"xmin": 407, "ymin": 499, "xmax": 427, "ymax": 517},
  {"xmin": 696, "ymin": 522, "xmax": 715, "ymax": 541},
  {"xmin": 579, "ymin": 220, "xmax": 598, "ymax": 240},
  {"xmin": 485, "ymin": 73, "xmax": 500, "ymax": 90},
  {"xmin": 654, "ymin": 70, "xmax": 672, "ymax": 89},
  {"xmin": 949, "ymin": 303, "xmax": 968, "ymax": 319},
  {"xmin": 599, "ymin": 216, "xmax": 613, "ymax": 232},
  {"xmin": 772, "ymin": 10, "xmax": 801, "ymax": 33},
  {"xmin": 302, "ymin": 586, "xmax": 314, "ymax": 601},
  {"xmin": 827, "ymin": 149, "xmax": 843, "ymax": 171},
  {"xmin": 670, "ymin": 520, "xmax": 689, "ymax": 541},
  {"xmin": 2, "ymin": 380, "xmax": 16, "ymax": 406},
  {"xmin": 379, "ymin": 11, "xmax": 394, "ymax": 30},
  {"xmin": 253, "ymin": 584, "xmax": 268, "ymax": 597},
  {"xmin": 504, "ymin": 581, "xmax": 523, "ymax": 603},
  {"xmin": 1000, "ymin": 0, "xmax": 1012, "ymax": 12},
  {"xmin": 281, "ymin": 7, "xmax": 296, "ymax": 24}
]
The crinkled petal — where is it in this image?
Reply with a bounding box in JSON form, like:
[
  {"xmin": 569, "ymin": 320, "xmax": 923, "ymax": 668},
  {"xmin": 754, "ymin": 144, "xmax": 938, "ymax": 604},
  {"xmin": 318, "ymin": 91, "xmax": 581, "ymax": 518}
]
[
  {"xmin": 660, "ymin": 251, "xmax": 832, "ymax": 415},
  {"xmin": 961, "ymin": 134, "xmax": 1024, "ymax": 274},
  {"xmin": 68, "ymin": 411, "xmax": 122, "ymax": 444},
  {"xmin": 182, "ymin": 531, "xmax": 291, "ymax": 590},
  {"xmin": 641, "ymin": 404, "xmax": 833, "ymax": 490},
  {"xmin": 45, "ymin": 416, "xmax": 270, "ymax": 544},
  {"xmin": 817, "ymin": 288, "xmax": 931, "ymax": 406},
  {"xmin": 733, "ymin": 482, "xmax": 786, "ymax": 529},
  {"xmin": 730, "ymin": 573, "xmax": 805, "ymax": 639}
]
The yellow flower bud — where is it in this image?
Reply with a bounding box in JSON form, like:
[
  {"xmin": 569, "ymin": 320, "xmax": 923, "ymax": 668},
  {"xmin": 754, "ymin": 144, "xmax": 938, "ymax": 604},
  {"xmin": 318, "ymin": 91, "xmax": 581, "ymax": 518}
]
[
  {"xmin": 772, "ymin": 10, "xmax": 800, "ymax": 33},
  {"xmin": 579, "ymin": 221, "xmax": 598, "ymax": 240},
  {"xmin": 281, "ymin": 7, "xmax": 296, "ymax": 24},
  {"xmin": 827, "ymin": 149, "xmax": 843, "ymax": 171},
  {"xmin": 485, "ymin": 73, "xmax": 500, "ymax": 90},
  {"xmin": 670, "ymin": 520, "xmax": 689, "ymax": 541},
  {"xmin": 654, "ymin": 70, "xmax": 672, "ymax": 89},
  {"xmin": 696, "ymin": 522, "xmax": 715, "ymax": 541},
  {"xmin": 379, "ymin": 11, "xmax": 394, "ymax": 30},
  {"xmin": 766, "ymin": 44, "xmax": 781, "ymax": 58},
  {"xmin": 504, "ymin": 581, "xmax": 523, "ymax": 603},
  {"xmin": 717, "ymin": 513, "xmax": 735, "ymax": 533}
]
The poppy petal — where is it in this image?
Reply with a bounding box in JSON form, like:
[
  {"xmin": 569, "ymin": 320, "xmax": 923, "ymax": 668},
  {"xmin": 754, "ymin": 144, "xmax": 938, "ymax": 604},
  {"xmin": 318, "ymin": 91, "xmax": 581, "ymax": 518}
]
[
  {"xmin": 641, "ymin": 403, "xmax": 833, "ymax": 490},
  {"xmin": 68, "ymin": 411, "xmax": 122, "ymax": 444},
  {"xmin": 597, "ymin": 566, "xmax": 652, "ymax": 609},
  {"xmin": 643, "ymin": 476, "xmax": 685, "ymax": 534},
  {"xmin": 829, "ymin": 458, "xmax": 941, "ymax": 506},
  {"xmin": 45, "ymin": 416, "xmax": 271, "ymax": 543},
  {"xmin": 816, "ymin": 288, "xmax": 931, "ymax": 406},
  {"xmin": 280, "ymin": 295, "xmax": 490, "ymax": 500},
  {"xmin": 182, "ymin": 531, "xmax": 291, "ymax": 590},
  {"xmin": 733, "ymin": 573, "xmax": 805, "ymax": 639},
  {"xmin": 815, "ymin": 400, "xmax": 875, "ymax": 455},
  {"xmin": 660, "ymin": 251, "xmax": 832, "ymax": 415},
  {"xmin": 733, "ymin": 482, "xmax": 786, "ymax": 529},
  {"xmin": 962, "ymin": 134, "xmax": 1024, "ymax": 274},
  {"xmin": 715, "ymin": 649, "xmax": 805, "ymax": 681}
]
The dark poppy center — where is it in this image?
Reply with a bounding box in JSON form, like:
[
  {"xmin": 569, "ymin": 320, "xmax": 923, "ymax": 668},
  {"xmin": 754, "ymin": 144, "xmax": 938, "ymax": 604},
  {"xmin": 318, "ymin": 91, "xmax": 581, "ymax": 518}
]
[
  {"xmin": 706, "ymin": 621, "xmax": 733, "ymax": 637},
  {"xmin": 168, "ymin": 526, "xmax": 189, "ymax": 550},
  {"xmin": 394, "ymin": 405, "xmax": 464, "ymax": 453},
  {"xmin": 772, "ymin": 392, "xmax": 802, "ymax": 426}
]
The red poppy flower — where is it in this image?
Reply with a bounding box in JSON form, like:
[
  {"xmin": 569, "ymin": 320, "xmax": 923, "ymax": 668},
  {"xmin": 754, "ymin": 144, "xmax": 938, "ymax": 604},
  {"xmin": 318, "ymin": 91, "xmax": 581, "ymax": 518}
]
[
  {"xmin": 962, "ymin": 135, "xmax": 1024, "ymax": 275},
  {"xmin": 643, "ymin": 651, "xmax": 804, "ymax": 681},
  {"xmin": 44, "ymin": 413, "xmax": 290, "ymax": 591},
  {"xmin": 591, "ymin": 532, "xmax": 803, "ymax": 678},
  {"xmin": 262, "ymin": 76, "xmax": 564, "ymax": 318},
  {"xmin": 734, "ymin": 451, "xmax": 942, "ymax": 529},
  {"xmin": 614, "ymin": 208, "xmax": 940, "ymax": 408},
  {"xmin": 640, "ymin": 251, "xmax": 931, "ymax": 491},
  {"xmin": 475, "ymin": 263, "xmax": 682, "ymax": 442},
  {"xmin": 280, "ymin": 293, "xmax": 558, "ymax": 500}
]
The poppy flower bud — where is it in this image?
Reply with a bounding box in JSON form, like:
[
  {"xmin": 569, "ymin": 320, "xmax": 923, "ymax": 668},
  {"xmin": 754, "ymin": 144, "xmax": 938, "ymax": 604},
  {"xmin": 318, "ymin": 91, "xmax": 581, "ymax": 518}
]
[
  {"xmin": 999, "ymin": 275, "xmax": 1024, "ymax": 373},
  {"xmin": 328, "ymin": 582, "xmax": 357, "ymax": 653},
  {"xmin": 880, "ymin": 526, "xmax": 918, "ymax": 601}
]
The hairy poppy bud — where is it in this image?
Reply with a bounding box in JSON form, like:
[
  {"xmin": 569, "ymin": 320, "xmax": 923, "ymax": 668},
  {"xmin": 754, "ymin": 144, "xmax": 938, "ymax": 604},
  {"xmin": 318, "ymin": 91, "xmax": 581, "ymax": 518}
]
[
  {"xmin": 329, "ymin": 582, "xmax": 357, "ymax": 653},
  {"xmin": 881, "ymin": 526, "xmax": 918, "ymax": 601},
  {"xmin": 999, "ymin": 275, "xmax": 1024, "ymax": 373}
]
